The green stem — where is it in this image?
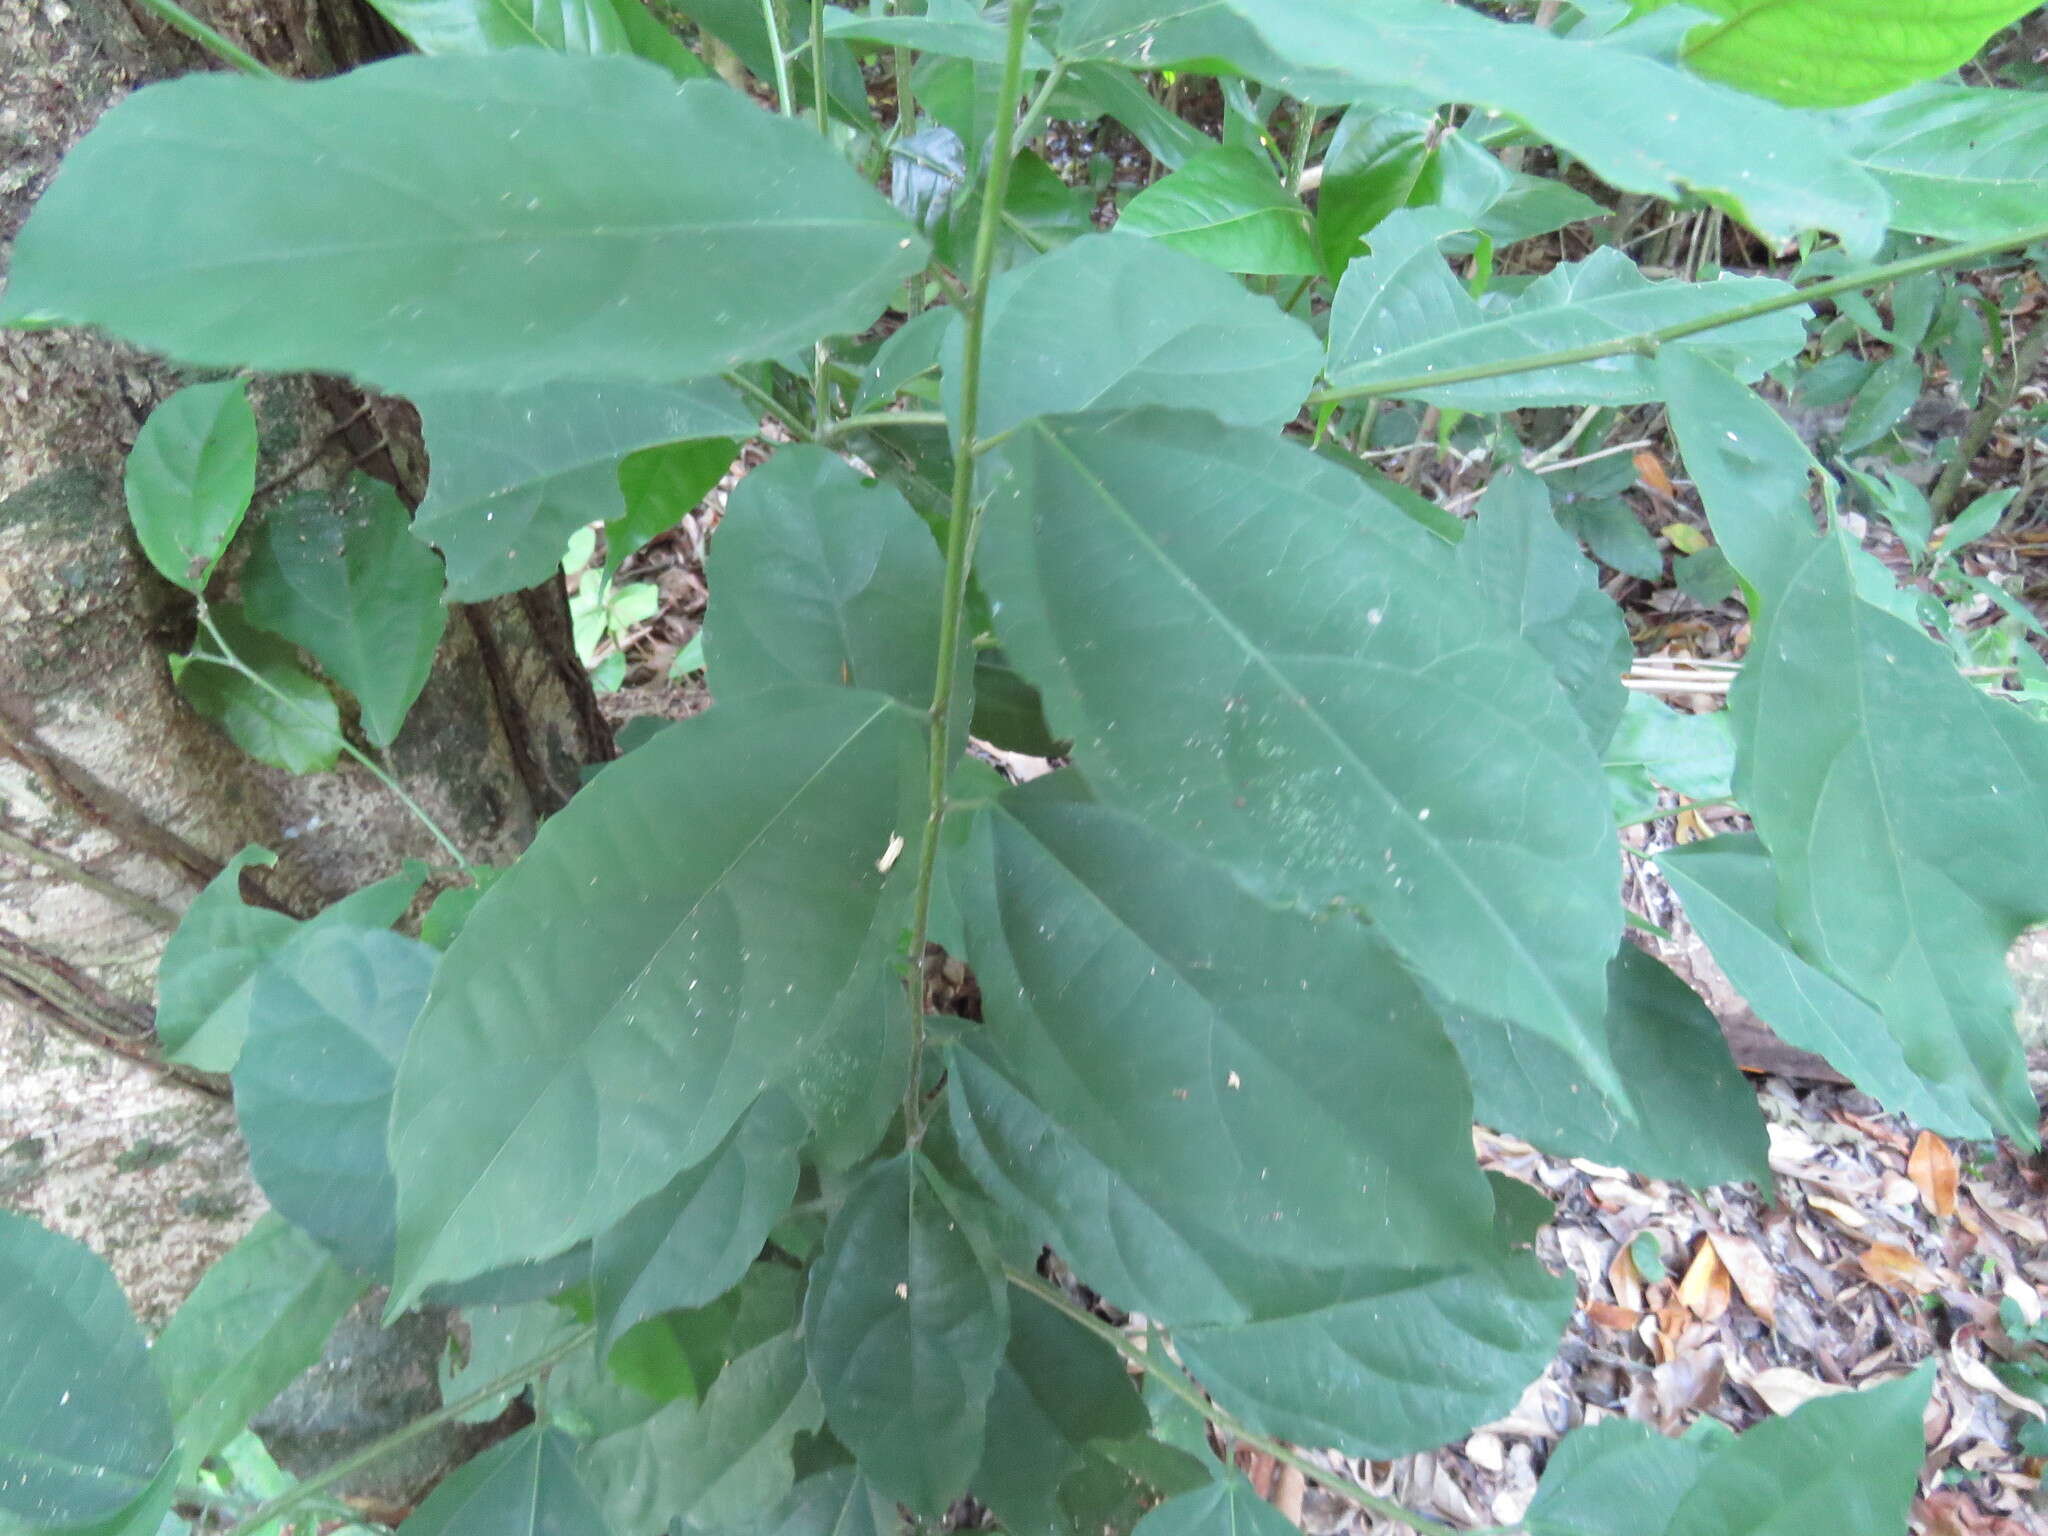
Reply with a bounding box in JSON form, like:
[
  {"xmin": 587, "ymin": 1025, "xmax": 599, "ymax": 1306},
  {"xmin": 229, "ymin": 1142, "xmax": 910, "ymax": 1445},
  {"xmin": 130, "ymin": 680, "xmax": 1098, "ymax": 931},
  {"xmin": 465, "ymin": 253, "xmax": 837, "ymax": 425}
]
[
  {"xmin": 1005, "ymin": 1270, "xmax": 1513, "ymax": 1536},
  {"xmin": 217, "ymin": 1326, "xmax": 596, "ymax": 1536},
  {"xmin": 760, "ymin": 0, "xmax": 795, "ymax": 115},
  {"xmin": 1016, "ymin": 60, "xmax": 1069, "ymax": 147},
  {"xmin": 892, "ymin": 0, "xmax": 916, "ymax": 134},
  {"xmin": 810, "ymin": 0, "xmax": 829, "ymax": 129},
  {"xmin": 899, "ymin": 0, "xmax": 1037, "ymax": 1146},
  {"xmin": 1285, "ymin": 100, "xmax": 1317, "ymax": 197},
  {"xmin": 1308, "ymin": 222, "xmax": 2048, "ymax": 408},
  {"xmin": 723, "ymin": 369, "xmax": 816, "ymax": 441},
  {"xmin": 192, "ymin": 606, "xmax": 475, "ymax": 877},
  {"xmin": 130, "ymin": 0, "xmax": 275, "ymax": 75},
  {"xmin": 824, "ymin": 409, "xmax": 950, "ymax": 439}
]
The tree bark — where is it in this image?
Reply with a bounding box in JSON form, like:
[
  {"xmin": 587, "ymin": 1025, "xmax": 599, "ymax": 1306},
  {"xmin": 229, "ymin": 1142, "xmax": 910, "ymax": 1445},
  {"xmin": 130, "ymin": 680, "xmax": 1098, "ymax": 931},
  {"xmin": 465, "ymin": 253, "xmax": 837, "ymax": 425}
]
[{"xmin": 0, "ymin": 0, "xmax": 608, "ymax": 1321}]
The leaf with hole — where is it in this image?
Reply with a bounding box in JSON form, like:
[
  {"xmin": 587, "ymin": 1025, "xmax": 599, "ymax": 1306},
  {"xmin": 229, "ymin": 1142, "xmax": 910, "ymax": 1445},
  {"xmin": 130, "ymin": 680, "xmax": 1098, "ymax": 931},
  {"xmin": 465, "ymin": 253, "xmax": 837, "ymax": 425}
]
[
  {"xmin": 387, "ymin": 686, "xmax": 924, "ymax": 1307},
  {"xmin": 122, "ymin": 379, "xmax": 258, "ymax": 593},
  {"xmin": 1, "ymin": 54, "xmax": 925, "ymax": 393},
  {"xmin": 242, "ymin": 474, "xmax": 447, "ymax": 747}
]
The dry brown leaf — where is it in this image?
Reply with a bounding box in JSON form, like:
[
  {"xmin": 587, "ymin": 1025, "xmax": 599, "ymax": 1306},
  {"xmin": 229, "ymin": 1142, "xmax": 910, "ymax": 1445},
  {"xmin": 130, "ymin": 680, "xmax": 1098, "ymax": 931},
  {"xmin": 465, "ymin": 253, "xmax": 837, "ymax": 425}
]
[
  {"xmin": 1909, "ymin": 1132, "xmax": 1959, "ymax": 1218},
  {"xmin": 1952, "ymin": 1343, "xmax": 2048, "ymax": 1421},
  {"xmin": 1969, "ymin": 1185, "xmax": 2048, "ymax": 1243},
  {"xmin": 1653, "ymin": 1303, "xmax": 1690, "ymax": 1364},
  {"xmin": 1607, "ymin": 1243, "xmax": 1644, "ymax": 1311},
  {"xmin": 1708, "ymin": 1228, "xmax": 1778, "ymax": 1328},
  {"xmin": 1857, "ymin": 1242, "xmax": 1942, "ymax": 1294},
  {"xmin": 1806, "ymin": 1193, "xmax": 1869, "ymax": 1227},
  {"xmin": 1738, "ymin": 1365, "xmax": 1848, "ymax": 1416},
  {"xmin": 1677, "ymin": 1239, "xmax": 1731, "ymax": 1320},
  {"xmin": 1586, "ymin": 1300, "xmax": 1642, "ymax": 1331},
  {"xmin": 1634, "ymin": 450, "xmax": 1675, "ymax": 497}
]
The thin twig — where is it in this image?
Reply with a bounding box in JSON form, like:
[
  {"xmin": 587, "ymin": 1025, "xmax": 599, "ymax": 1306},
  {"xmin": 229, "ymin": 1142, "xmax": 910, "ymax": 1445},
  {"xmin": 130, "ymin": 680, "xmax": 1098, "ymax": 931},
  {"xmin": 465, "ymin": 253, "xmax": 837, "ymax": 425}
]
[
  {"xmin": 128, "ymin": 0, "xmax": 274, "ymax": 75},
  {"xmin": 0, "ymin": 824, "xmax": 180, "ymax": 929}
]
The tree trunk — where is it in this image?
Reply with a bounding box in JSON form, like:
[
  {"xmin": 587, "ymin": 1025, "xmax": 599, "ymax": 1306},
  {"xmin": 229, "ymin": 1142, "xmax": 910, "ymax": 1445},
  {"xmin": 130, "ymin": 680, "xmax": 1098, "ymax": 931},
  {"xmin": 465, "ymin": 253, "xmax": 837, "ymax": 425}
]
[{"xmin": 0, "ymin": 0, "xmax": 609, "ymax": 1322}]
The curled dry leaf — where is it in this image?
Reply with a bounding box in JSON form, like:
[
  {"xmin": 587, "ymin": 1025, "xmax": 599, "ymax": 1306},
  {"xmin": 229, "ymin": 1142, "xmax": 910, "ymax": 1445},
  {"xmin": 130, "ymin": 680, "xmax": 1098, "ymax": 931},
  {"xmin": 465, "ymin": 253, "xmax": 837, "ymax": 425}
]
[
  {"xmin": 1707, "ymin": 1227, "xmax": 1777, "ymax": 1328},
  {"xmin": 1732, "ymin": 1362, "xmax": 1849, "ymax": 1416},
  {"xmin": 1633, "ymin": 450, "xmax": 1674, "ymax": 498},
  {"xmin": 1676, "ymin": 1239, "xmax": 1731, "ymax": 1321},
  {"xmin": 1908, "ymin": 1131, "xmax": 1959, "ymax": 1218},
  {"xmin": 1951, "ymin": 1342, "xmax": 2048, "ymax": 1421},
  {"xmin": 1585, "ymin": 1300, "xmax": 1642, "ymax": 1331},
  {"xmin": 1857, "ymin": 1241, "xmax": 1942, "ymax": 1294},
  {"xmin": 1606, "ymin": 1243, "xmax": 1644, "ymax": 1311}
]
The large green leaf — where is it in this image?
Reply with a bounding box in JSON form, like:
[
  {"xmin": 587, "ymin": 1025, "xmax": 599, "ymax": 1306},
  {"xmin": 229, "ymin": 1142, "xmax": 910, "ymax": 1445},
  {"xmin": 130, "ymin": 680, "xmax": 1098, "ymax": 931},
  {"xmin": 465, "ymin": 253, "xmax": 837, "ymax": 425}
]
[
  {"xmin": 364, "ymin": 0, "xmax": 709, "ymax": 80},
  {"xmin": 703, "ymin": 444, "xmax": 945, "ymax": 711},
  {"xmin": 978, "ymin": 410, "xmax": 1621, "ymax": 1087},
  {"xmin": 590, "ymin": 1093, "xmax": 805, "ymax": 1347},
  {"xmin": 951, "ymin": 237, "xmax": 1321, "ymax": 444},
  {"xmin": 122, "ymin": 379, "xmax": 257, "ymax": 593},
  {"xmin": 1836, "ymin": 84, "xmax": 2048, "ymax": 242},
  {"xmin": 242, "ymin": 474, "xmax": 447, "ymax": 746},
  {"xmin": 945, "ymin": 789, "xmax": 1573, "ymax": 1457},
  {"xmin": 953, "ymin": 783, "xmax": 1500, "ymax": 1280},
  {"xmin": 972, "ymin": 1296, "xmax": 1151, "ymax": 1536},
  {"xmin": 1456, "ymin": 470, "xmax": 1630, "ymax": 750},
  {"xmin": 1055, "ymin": 0, "xmax": 1887, "ymax": 252},
  {"xmin": 1527, "ymin": 1364, "xmax": 1932, "ymax": 1536},
  {"xmin": 404, "ymin": 1425, "xmax": 608, "ymax": 1536},
  {"xmin": 413, "ymin": 378, "xmax": 756, "ymax": 600},
  {"xmin": 152, "ymin": 1216, "xmax": 366, "ymax": 1468},
  {"xmin": 1325, "ymin": 211, "xmax": 1806, "ymax": 409},
  {"xmin": 1732, "ymin": 527, "xmax": 2048, "ymax": 1142},
  {"xmin": 1114, "ymin": 146, "xmax": 1319, "ymax": 277},
  {"xmin": 1657, "ymin": 834, "xmax": 1991, "ymax": 1137},
  {"xmin": 1671, "ymin": 0, "xmax": 2036, "ymax": 108},
  {"xmin": 581, "ymin": 1331, "xmax": 823, "ymax": 1535},
  {"xmin": 822, "ymin": 0, "xmax": 1057, "ymax": 67},
  {"xmin": 388, "ymin": 686, "xmax": 923, "ymax": 1307},
  {"xmin": 1605, "ymin": 693, "xmax": 1736, "ymax": 825},
  {"xmin": 0, "ymin": 1213, "xmax": 171, "ymax": 1526},
  {"xmin": 803, "ymin": 1152, "xmax": 1009, "ymax": 1518},
  {"xmin": 1132, "ymin": 1477, "xmax": 1295, "ymax": 1536},
  {"xmin": 2, "ymin": 55, "xmax": 926, "ymax": 394},
  {"xmin": 235, "ymin": 927, "xmax": 438, "ymax": 1274},
  {"xmin": 170, "ymin": 604, "xmax": 344, "ymax": 776},
  {"xmin": 1441, "ymin": 944, "xmax": 1771, "ymax": 1190},
  {"xmin": 727, "ymin": 1467, "xmax": 901, "ymax": 1536}
]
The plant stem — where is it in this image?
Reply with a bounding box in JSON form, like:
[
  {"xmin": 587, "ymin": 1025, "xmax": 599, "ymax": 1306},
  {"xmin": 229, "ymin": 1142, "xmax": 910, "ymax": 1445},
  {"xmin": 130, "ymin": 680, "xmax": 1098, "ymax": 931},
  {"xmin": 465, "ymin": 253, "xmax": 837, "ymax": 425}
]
[
  {"xmin": 1929, "ymin": 303, "xmax": 2048, "ymax": 517},
  {"xmin": 130, "ymin": 0, "xmax": 275, "ymax": 76},
  {"xmin": 760, "ymin": 0, "xmax": 795, "ymax": 115},
  {"xmin": 810, "ymin": 0, "xmax": 829, "ymax": 130},
  {"xmin": 1015, "ymin": 61, "xmax": 1069, "ymax": 147},
  {"xmin": 216, "ymin": 1326, "xmax": 596, "ymax": 1536},
  {"xmin": 1004, "ymin": 1269, "xmax": 1511, "ymax": 1536},
  {"xmin": 899, "ymin": 0, "xmax": 1037, "ymax": 1147},
  {"xmin": 823, "ymin": 409, "xmax": 949, "ymax": 439},
  {"xmin": 1285, "ymin": 100, "xmax": 1317, "ymax": 197},
  {"xmin": 1308, "ymin": 222, "xmax": 2048, "ymax": 407},
  {"xmin": 891, "ymin": 0, "xmax": 916, "ymax": 134},
  {"xmin": 191, "ymin": 606, "xmax": 475, "ymax": 877},
  {"xmin": 723, "ymin": 369, "xmax": 816, "ymax": 441}
]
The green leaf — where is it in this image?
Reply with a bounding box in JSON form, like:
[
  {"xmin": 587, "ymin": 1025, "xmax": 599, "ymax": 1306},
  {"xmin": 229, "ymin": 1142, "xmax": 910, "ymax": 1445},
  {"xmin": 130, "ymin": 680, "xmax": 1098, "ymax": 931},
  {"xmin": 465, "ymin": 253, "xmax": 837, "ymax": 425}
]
[
  {"xmin": 1314, "ymin": 105, "xmax": 1438, "ymax": 275},
  {"xmin": 1838, "ymin": 354, "xmax": 1921, "ymax": 452},
  {"xmin": 972, "ymin": 1296, "xmax": 1149, "ymax": 1536},
  {"xmin": 1326, "ymin": 211, "xmax": 1807, "ymax": 409},
  {"xmin": 363, "ymin": 0, "xmax": 710, "ymax": 80},
  {"xmin": 703, "ymin": 445, "xmax": 945, "ymax": 711},
  {"xmin": 979, "ymin": 411, "xmax": 1622, "ymax": 1091},
  {"xmin": 612, "ymin": 437, "xmax": 737, "ymax": 572},
  {"xmin": 953, "ymin": 783, "xmax": 1501, "ymax": 1281},
  {"xmin": 2, "ymin": 55, "xmax": 926, "ymax": 395},
  {"xmin": 413, "ymin": 379, "xmax": 755, "ymax": 600},
  {"xmin": 1057, "ymin": 0, "xmax": 1887, "ymax": 253},
  {"xmin": 822, "ymin": 0, "xmax": 1056, "ymax": 67},
  {"xmin": 590, "ymin": 1093, "xmax": 805, "ymax": 1347},
  {"xmin": 403, "ymin": 1425, "xmax": 607, "ymax": 1536},
  {"xmin": 444, "ymin": 1301, "xmax": 586, "ymax": 1424},
  {"xmin": 803, "ymin": 1152, "xmax": 1009, "ymax": 1518},
  {"xmin": 1132, "ymin": 1477, "xmax": 1297, "ymax": 1536},
  {"xmin": 1658, "ymin": 835, "xmax": 1995, "ymax": 1139},
  {"xmin": 235, "ymin": 927, "xmax": 439, "ymax": 1274},
  {"xmin": 1674, "ymin": 1, "xmax": 2036, "ymax": 108},
  {"xmin": 242, "ymin": 474, "xmax": 448, "ymax": 748},
  {"xmin": 1837, "ymin": 84, "xmax": 2048, "ymax": 242},
  {"xmin": 582, "ymin": 1331, "xmax": 823, "ymax": 1534},
  {"xmin": 1115, "ymin": 146, "xmax": 1319, "ymax": 278},
  {"xmin": 156, "ymin": 846, "xmax": 296, "ymax": 1069},
  {"xmin": 171, "ymin": 604, "xmax": 344, "ymax": 776},
  {"xmin": 953, "ymin": 238, "xmax": 1322, "ymax": 444},
  {"xmin": 122, "ymin": 379, "xmax": 258, "ymax": 593},
  {"xmin": 152, "ymin": 1216, "xmax": 366, "ymax": 1467},
  {"xmin": 1604, "ymin": 693, "xmax": 1736, "ymax": 823},
  {"xmin": 0, "ymin": 1212, "xmax": 171, "ymax": 1526},
  {"xmin": 1528, "ymin": 1364, "xmax": 1933, "ymax": 1536},
  {"xmin": 422, "ymin": 868, "xmax": 503, "ymax": 949},
  {"xmin": 1440, "ymin": 944, "xmax": 1771, "ymax": 1191},
  {"xmin": 1456, "ymin": 470, "xmax": 1631, "ymax": 750},
  {"xmin": 1559, "ymin": 495, "xmax": 1665, "ymax": 582},
  {"xmin": 729, "ymin": 1467, "xmax": 901, "ymax": 1536},
  {"xmin": 669, "ymin": 0, "xmax": 873, "ymax": 123},
  {"xmin": 945, "ymin": 789, "xmax": 1573, "ymax": 1457},
  {"xmin": 854, "ymin": 309, "xmax": 952, "ymax": 411},
  {"xmin": 1057, "ymin": 62, "xmax": 1216, "ymax": 172},
  {"xmin": 388, "ymin": 687, "xmax": 923, "ymax": 1307},
  {"xmin": 1737, "ymin": 526, "xmax": 2048, "ymax": 1142}
]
